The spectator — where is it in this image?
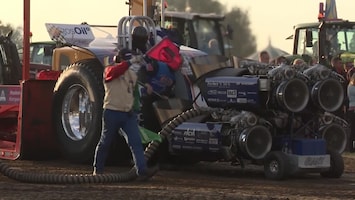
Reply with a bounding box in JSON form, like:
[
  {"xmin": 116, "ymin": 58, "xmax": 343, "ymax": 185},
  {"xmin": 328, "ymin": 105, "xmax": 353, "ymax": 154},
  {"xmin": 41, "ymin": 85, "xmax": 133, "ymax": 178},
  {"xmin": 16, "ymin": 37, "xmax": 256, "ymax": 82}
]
[
  {"xmin": 258, "ymin": 51, "xmax": 270, "ymax": 64},
  {"xmin": 348, "ymin": 73, "xmax": 355, "ymax": 152},
  {"xmin": 292, "ymin": 58, "xmax": 305, "ymax": 66},
  {"xmin": 301, "ymin": 54, "xmax": 315, "ymax": 66},
  {"xmin": 292, "ymin": 58, "xmax": 308, "ymax": 71},
  {"xmin": 346, "ymin": 60, "xmax": 355, "ymax": 82},
  {"xmin": 331, "ymin": 56, "xmax": 348, "ymax": 119},
  {"xmin": 206, "ymin": 38, "xmax": 220, "ymax": 55},
  {"xmin": 331, "ymin": 56, "xmax": 347, "ymax": 80},
  {"xmin": 275, "ymin": 56, "xmax": 287, "ymax": 65}
]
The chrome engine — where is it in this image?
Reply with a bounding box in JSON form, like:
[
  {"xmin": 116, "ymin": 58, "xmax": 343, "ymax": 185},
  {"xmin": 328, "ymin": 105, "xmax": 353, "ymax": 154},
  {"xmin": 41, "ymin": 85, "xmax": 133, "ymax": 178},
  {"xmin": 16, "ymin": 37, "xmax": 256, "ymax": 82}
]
[
  {"xmin": 211, "ymin": 110, "xmax": 272, "ymax": 160},
  {"xmin": 303, "ymin": 64, "xmax": 345, "ymax": 112},
  {"xmin": 170, "ymin": 55, "xmax": 348, "ymax": 165}
]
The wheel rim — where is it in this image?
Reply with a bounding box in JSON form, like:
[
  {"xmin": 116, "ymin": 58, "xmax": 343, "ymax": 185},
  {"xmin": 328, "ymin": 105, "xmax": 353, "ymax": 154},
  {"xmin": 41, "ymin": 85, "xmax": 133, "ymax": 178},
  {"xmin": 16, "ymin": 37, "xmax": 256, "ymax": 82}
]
[
  {"xmin": 61, "ymin": 84, "xmax": 93, "ymax": 141},
  {"xmin": 269, "ymin": 160, "xmax": 279, "ymax": 174}
]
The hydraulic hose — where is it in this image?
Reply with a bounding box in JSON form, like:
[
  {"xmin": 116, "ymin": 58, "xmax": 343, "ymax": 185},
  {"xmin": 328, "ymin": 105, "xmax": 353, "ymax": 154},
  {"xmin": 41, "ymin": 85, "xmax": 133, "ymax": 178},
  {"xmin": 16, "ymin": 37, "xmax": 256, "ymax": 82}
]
[
  {"xmin": 0, "ymin": 108, "xmax": 207, "ymax": 184},
  {"xmin": 0, "ymin": 149, "xmax": 153, "ymax": 184},
  {"xmin": 0, "ymin": 162, "xmax": 136, "ymax": 184}
]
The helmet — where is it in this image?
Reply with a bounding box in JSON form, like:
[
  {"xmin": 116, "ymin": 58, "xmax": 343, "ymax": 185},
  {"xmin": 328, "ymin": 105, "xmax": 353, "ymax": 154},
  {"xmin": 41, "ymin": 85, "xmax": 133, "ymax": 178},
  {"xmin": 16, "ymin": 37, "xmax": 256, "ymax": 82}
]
[
  {"xmin": 132, "ymin": 26, "xmax": 148, "ymax": 39},
  {"xmin": 132, "ymin": 26, "xmax": 149, "ymax": 53}
]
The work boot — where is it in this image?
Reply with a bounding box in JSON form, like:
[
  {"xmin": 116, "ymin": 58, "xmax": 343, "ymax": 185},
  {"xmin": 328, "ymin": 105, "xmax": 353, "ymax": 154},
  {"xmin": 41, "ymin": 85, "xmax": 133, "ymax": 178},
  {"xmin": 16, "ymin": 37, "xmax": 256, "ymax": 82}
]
[
  {"xmin": 136, "ymin": 165, "xmax": 159, "ymax": 181},
  {"xmin": 93, "ymin": 168, "xmax": 103, "ymax": 176}
]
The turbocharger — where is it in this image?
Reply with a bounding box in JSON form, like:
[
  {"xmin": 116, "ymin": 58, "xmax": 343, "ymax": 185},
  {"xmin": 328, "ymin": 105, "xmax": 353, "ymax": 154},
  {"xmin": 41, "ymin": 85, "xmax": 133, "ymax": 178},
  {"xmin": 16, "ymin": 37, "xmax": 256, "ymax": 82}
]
[
  {"xmin": 303, "ymin": 64, "xmax": 344, "ymax": 112},
  {"xmin": 267, "ymin": 64, "xmax": 310, "ymax": 113},
  {"xmin": 227, "ymin": 111, "xmax": 272, "ymax": 160}
]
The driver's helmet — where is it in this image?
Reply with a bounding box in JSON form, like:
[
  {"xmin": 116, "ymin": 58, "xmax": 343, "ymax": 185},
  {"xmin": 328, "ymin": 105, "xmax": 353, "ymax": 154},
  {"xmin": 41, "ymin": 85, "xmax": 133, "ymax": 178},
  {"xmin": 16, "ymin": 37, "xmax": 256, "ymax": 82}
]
[
  {"xmin": 132, "ymin": 26, "xmax": 148, "ymax": 40},
  {"xmin": 132, "ymin": 26, "xmax": 149, "ymax": 53}
]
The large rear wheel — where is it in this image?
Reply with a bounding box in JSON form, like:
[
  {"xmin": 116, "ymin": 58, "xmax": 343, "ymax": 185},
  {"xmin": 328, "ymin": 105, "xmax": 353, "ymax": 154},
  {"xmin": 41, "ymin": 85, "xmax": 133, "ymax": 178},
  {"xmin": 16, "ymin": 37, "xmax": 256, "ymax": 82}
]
[{"xmin": 53, "ymin": 60, "xmax": 104, "ymax": 163}]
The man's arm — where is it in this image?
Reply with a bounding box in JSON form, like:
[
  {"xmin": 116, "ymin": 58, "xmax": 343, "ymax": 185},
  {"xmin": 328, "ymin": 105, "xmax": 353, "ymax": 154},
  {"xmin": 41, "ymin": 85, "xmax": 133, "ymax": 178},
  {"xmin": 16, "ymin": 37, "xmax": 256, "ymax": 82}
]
[
  {"xmin": 104, "ymin": 61, "xmax": 130, "ymax": 82},
  {"xmin": 105, "ymin": 55, "xmax": 144, "ymax": 82}
]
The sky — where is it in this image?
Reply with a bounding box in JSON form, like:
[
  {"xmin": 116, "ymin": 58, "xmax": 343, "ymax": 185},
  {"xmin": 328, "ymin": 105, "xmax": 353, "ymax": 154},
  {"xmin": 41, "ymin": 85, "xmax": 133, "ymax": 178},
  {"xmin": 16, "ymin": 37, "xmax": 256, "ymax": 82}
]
[{"xmin": 1, "ymin": 0, "xmax": 354, "ymax": 54}]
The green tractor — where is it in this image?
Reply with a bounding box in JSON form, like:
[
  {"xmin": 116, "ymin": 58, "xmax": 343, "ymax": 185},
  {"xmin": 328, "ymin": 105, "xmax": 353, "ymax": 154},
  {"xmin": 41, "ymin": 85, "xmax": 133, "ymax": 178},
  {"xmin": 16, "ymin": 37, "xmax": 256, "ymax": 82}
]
[{"xmin": 289, "ymin": 1, "xmax": 355, "ymax": 67}]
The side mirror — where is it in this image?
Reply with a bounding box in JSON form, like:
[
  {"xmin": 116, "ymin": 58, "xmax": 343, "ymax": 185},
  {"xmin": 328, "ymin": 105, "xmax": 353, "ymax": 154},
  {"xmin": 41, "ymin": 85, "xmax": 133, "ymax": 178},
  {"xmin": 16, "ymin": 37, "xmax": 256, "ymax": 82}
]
[{"xmin": 306, "ymin": 30, "xmax": 313, "ymax": 47}]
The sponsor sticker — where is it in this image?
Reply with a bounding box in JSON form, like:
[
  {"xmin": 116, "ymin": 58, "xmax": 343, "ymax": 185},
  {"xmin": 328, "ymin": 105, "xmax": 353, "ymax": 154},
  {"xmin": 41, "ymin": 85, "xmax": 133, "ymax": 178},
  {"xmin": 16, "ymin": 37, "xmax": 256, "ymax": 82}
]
[
  {"xmin": 0, "ymin": 86, "xmax": 21, "ymax": 105},
  {"xmin": 297, "ymin": 155, "xmax": 330, "ymax": 168}
]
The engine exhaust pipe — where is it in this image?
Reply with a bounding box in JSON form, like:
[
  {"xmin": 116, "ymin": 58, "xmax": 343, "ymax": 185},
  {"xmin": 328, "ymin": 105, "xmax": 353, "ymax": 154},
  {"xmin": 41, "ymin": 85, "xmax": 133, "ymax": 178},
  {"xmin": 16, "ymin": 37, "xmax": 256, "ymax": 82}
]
[
  {"xmin": 238, "ymin": 125, "xmax": 272, "ymax": 160},
  {"xmin": 275, "ymin": 79, "xmax": 309, "ymax": 113},
  {"xmin": 320, "ymin": 123, "xmax": 347, "ymax": 154},
  {"xmin": 311, "ymin": 79, "xmax": 344, "ymax": 112}
]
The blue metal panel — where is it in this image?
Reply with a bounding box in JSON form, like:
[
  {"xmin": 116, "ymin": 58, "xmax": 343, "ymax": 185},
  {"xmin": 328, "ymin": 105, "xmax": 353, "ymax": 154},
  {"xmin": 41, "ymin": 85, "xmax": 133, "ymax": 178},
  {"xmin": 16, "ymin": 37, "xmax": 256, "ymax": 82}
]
[
  {"xmin": 204, "ymin": 76, "xmax": 259, "ymax": 108},
  {"xmin": 171, "ymin": 122, "xmax": 222, "ymax": 153}
]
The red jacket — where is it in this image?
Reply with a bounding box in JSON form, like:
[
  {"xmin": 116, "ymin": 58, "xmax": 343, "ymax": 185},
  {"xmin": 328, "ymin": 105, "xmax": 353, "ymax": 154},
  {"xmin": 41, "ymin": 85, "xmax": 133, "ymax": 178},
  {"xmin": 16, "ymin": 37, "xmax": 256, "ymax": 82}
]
[{"xmin": 104, "ymin": 61, "xmax": 130, "ymax": 82}]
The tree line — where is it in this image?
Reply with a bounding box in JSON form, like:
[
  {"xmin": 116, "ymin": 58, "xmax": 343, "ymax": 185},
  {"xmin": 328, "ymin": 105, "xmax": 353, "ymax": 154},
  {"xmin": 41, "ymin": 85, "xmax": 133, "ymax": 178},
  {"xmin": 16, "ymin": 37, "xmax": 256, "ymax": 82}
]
[{"xmin": 0, "ymin": 20, "xmax": 23, "ymax": 49}]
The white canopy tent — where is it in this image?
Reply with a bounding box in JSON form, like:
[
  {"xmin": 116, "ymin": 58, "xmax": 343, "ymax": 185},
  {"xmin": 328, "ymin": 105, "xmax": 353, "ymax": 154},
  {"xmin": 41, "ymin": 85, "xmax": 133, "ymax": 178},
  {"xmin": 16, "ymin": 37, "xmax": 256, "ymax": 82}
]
[{"xmin": 248, "ymin": 42, "xmax": 290, "ymax": 62}]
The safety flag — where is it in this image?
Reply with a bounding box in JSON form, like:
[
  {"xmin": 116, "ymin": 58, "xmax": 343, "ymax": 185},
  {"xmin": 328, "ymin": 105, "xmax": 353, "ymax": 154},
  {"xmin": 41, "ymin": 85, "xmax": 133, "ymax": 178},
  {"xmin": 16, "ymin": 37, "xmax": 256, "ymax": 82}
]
[
  {"xmin": 146, "ymin": 37, "xmax": 183, "ymax": 71},
  {"xmin": 139, "ymin": 126, "xmax": 162, "ymax": 144}
]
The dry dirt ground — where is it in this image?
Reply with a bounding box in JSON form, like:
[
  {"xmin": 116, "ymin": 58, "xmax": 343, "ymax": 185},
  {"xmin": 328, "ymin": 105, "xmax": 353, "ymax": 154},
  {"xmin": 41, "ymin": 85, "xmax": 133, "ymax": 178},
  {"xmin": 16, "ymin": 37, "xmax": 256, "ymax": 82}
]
[{"xmin": 0, "ymin": 153, "xmax": 355, "ymax": 200}]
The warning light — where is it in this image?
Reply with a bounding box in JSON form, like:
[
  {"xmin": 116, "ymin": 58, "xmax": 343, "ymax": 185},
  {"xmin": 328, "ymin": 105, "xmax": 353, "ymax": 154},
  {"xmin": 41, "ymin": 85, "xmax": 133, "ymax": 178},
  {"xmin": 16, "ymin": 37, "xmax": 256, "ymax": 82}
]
[{"xmin": 318, "ymin": 2, "xmax": 325, "ymax": 21}]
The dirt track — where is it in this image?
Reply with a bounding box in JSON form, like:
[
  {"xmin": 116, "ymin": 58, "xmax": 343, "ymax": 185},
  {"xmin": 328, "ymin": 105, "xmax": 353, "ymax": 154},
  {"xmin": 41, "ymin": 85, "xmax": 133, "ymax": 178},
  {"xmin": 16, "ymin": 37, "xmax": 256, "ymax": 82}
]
[{"xmin": 0, "ymin": 154, "xmax": 355, "ymax": 200}]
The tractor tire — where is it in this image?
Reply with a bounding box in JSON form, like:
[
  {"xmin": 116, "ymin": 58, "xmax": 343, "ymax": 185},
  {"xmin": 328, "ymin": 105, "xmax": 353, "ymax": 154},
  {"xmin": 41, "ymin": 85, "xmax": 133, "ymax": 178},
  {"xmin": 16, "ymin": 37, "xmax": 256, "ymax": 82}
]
[
  {"xmin": 264, "ymin": 151, "xmax": 290, "ymax": 180},
  {"xmin": 320, "ymin": 150, "xmax": 344, "ymax": 178},
  {"xmin": 53, "ymin": 59, "xmax": 104, "ymax": 163}
]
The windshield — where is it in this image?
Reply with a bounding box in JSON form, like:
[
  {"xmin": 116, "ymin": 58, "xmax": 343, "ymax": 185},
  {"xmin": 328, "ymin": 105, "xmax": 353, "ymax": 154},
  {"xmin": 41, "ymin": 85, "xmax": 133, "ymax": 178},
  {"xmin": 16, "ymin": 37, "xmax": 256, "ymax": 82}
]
[
  {"xmin": 164, "ymin": 17, "xmax": 225, "ymax": 56},
  {"xmin": 30, "ymin": 43, "xmax": 55, "ymax": 65},
  {"xmin": 90, "ymin": 25, "xmax": 117, "ymax": 40},
  {"xmin": 296, "ymin": 26, "xmax": 355, "ymax": 61},
  {"xmin": 87, "ymin": 25, "xmax": 118, "ymax": 47},
  {"xmin": 326, "ymin": 28, "xmax": 355, "ymax": 53},
  {"xmin": 193, "ymin": 18, "xmax": 222, "ymax": 55},
  {"xmin": 295, "ymin": 28, "xmax": 319, "ymax": 58}
]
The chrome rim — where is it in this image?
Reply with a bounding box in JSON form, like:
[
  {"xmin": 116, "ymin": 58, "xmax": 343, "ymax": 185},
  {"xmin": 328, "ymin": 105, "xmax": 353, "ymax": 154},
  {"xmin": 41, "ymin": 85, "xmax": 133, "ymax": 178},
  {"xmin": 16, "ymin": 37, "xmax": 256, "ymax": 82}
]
[
  {"xmin": 61, "ymin": 84, "xmax": 93, "ymax": 141},
  {"xmin": 269, "ymin": 160, "xmax": 279, "ymax": 174}
]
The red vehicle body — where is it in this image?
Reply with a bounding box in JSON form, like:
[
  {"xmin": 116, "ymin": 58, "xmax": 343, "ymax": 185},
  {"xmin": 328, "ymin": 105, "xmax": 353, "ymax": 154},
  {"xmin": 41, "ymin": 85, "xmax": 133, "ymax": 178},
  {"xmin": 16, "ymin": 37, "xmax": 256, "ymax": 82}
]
[{"xmin": 0, "ymin": 0, "xmax": 59, "ymax": 160}]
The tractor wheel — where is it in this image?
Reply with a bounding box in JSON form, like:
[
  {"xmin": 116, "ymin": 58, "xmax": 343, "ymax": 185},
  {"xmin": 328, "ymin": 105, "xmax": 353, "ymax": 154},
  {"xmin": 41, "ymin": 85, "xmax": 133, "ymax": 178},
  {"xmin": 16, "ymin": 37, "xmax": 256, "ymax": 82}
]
[
  {"xmin": 264, "ymin": 151, "xmax": 290, "ymax": 180},
  {"xmin": 320, "ymin": 150, "xmax": 344, "ymax": 178},
  {"xmin": 53, "ymin": 60, "xmax": 105, "ymax": 163}
]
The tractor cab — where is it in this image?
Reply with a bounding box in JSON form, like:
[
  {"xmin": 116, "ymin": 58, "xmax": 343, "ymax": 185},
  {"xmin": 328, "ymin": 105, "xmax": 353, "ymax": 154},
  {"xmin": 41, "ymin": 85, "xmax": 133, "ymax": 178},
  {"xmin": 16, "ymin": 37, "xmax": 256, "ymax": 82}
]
[
  {"xmin": 162, "ymin": 11, "xmax": 229, "ymax": 57},
  {"xmin": 291, "ymin": 1, "xmax": 355, "ymax": 66},
  {"xmin": 292, "ymin": 21, "xmax": 355, "ymax": 66},
  {"xmin": 129, "ymin": 0, "xmax": 232, "ymax": 57}
]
